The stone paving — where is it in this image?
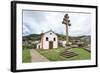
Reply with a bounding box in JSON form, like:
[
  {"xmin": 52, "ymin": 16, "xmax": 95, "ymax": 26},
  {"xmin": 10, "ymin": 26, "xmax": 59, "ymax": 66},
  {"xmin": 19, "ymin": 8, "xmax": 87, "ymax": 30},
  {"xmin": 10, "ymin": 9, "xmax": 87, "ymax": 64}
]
[{"xmin": 30, "ymin": 49, "xmax": 49, "ymax": 62}]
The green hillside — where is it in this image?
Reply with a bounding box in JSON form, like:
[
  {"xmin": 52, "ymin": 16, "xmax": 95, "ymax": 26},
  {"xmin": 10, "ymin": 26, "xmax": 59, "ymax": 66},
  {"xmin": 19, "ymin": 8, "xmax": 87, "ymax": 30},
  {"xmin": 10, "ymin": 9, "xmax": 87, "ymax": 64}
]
[{"xmin": 23, "ymin": 34, "xmax": 91, "ymax": 43}]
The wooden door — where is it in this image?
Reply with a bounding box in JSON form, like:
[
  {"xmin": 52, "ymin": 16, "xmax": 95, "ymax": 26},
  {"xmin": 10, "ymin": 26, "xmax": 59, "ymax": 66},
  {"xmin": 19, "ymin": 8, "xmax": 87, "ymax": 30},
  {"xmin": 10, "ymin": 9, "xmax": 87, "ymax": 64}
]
[{"xmin": 49, "ymin": 41, "xmax": 53, "ymax": 49}]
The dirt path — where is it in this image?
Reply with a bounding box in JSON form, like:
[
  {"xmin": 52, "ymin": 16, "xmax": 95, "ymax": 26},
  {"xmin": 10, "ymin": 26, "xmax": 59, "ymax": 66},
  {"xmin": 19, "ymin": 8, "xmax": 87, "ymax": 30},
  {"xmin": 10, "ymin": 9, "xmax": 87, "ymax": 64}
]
[{"xmin": 30, "ymin": 49, "xmax": 49, "ymax": 62}]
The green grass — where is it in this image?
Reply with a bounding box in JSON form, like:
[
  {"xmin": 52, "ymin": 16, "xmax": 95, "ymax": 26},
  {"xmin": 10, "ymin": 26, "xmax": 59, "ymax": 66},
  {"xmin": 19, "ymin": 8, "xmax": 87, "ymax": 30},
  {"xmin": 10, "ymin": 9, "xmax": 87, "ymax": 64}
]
[
  {"xmin": 22, "ymin": 48, "xmax": 31, "ymax": 63},
  {"xmin": 36, "ymin": 47, "xmax": 66, "ymax": 61},
  {"xmin": 67, "ymin": 48, "xmax": 91, "ymax": 60},
  {"xmin": 36, "ymin": 47, "xmax": 91, "ymax": 61}
]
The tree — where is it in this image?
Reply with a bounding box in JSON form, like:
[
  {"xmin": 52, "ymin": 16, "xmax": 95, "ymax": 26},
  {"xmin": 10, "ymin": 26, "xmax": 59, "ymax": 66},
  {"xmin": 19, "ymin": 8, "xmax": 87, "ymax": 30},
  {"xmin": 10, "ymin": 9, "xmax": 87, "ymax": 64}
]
[{"xmin": 62, "ymin": 14, "xmax": 71, "ymax": 46}]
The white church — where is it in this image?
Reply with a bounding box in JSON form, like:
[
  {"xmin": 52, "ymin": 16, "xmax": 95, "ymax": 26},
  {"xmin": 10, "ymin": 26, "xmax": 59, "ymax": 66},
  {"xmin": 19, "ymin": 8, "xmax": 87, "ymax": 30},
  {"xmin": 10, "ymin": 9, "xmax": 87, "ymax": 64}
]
[{"xmin": 36, "ymin": 30, "xmax": 58, "ymax": 49}]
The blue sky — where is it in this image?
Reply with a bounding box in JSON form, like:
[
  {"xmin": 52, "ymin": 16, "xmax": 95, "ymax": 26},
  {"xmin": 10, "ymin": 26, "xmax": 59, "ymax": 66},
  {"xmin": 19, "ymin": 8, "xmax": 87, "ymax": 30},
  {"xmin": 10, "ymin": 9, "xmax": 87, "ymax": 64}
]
[{"xmin": 23, "ymin": 10, "xmax": 92, "ymax": 36}]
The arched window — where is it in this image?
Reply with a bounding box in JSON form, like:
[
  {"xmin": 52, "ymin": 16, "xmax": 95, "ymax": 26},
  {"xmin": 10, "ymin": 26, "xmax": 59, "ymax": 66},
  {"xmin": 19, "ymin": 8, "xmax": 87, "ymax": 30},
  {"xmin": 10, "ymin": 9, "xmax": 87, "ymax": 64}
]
[
  {"xmin": 46, "ymin": 37, "xmax": 48, "ymax": 41},
  {"xmin": 54, "ymin": 38, "xmax": 56, "ymax": 41},
  {"xmin": 38, "ymin": 45, "xmax": 40, "ymax": 48}
]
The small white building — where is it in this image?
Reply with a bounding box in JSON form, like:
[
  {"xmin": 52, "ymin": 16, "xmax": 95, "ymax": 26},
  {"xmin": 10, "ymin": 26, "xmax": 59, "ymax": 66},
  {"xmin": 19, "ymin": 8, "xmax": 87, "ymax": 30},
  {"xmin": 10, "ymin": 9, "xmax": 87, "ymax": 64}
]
[
  {"xmin": 59, "ymin": 40, "xmax": 66, "ymax": 47},
  {"xmin": 36, "ymin": 30, "xmax": 58, "ymax": 49}
]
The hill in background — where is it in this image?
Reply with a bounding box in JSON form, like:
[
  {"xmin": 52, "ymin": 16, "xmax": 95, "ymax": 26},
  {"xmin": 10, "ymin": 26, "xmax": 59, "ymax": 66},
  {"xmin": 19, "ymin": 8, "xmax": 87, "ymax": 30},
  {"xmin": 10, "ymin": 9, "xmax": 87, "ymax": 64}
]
[{"xmin": 23, "ymin": 34, "xmax": 91, "ymax": 44}]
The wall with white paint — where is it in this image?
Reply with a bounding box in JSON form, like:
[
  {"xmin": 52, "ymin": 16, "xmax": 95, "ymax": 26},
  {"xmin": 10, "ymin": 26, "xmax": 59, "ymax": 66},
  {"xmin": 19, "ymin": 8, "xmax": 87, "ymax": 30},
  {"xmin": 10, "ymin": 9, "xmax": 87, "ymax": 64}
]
[{"xmin": 42, "ymin": 31, "xmax": 58, "ymax": 49}]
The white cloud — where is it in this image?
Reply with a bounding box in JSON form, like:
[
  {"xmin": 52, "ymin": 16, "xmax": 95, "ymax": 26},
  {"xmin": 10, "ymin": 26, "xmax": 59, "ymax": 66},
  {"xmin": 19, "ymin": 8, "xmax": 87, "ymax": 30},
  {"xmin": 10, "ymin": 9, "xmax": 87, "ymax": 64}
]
[{"xmin": 23, "ymin": 10, "xmax": 91, "ymax": 36}]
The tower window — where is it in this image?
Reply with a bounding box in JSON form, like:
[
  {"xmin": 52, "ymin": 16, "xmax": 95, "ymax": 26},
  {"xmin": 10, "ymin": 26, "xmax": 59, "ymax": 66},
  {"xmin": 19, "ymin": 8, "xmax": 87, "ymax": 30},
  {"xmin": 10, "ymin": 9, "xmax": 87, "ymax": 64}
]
[
  {"xmin": 46, "ymin": 37, "xmax": 48, "ymax": 41},
  {"xmin": 50, "ymin": 33, "xmax": 52, "ymax": 35}
]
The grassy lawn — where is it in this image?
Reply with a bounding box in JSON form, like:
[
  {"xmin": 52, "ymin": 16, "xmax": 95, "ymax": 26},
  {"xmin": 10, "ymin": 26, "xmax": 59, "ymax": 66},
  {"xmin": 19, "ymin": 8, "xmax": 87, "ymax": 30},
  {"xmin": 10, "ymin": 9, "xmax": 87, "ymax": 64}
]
[
  {"xmin": 67, "ymin": 48, "xmax": 91, "ymax": 60},
  {"xmin": 36, "ymin": 47, "xmax": 91, "ymax": 61},
  {"xmin": 36, "ymin": 47, "xmax": 66, "ymax": 61},
  {"xmin": 22, "ymin": 48, "xmax": 31, "ymax": 63}
]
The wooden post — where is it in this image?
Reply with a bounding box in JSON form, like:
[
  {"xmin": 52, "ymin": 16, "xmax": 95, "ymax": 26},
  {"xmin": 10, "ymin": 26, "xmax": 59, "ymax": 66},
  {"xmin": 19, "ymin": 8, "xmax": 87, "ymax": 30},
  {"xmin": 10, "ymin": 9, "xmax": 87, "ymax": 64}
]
[
  {"xmin": 62, "ymin": 14, "xmax": 71, "ymax": 47},
  {"xmin": 66, "ymin": 24, "xmax": 69, "ymax": 45}
]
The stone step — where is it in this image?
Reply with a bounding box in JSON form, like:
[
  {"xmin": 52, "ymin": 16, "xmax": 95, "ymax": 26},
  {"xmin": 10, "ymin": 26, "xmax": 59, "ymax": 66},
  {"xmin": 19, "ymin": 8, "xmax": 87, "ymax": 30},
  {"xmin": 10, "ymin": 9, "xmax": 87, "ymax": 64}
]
[{"xmin": 60, "ymin": 51, "xmax": 78, "ymax": 58}]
